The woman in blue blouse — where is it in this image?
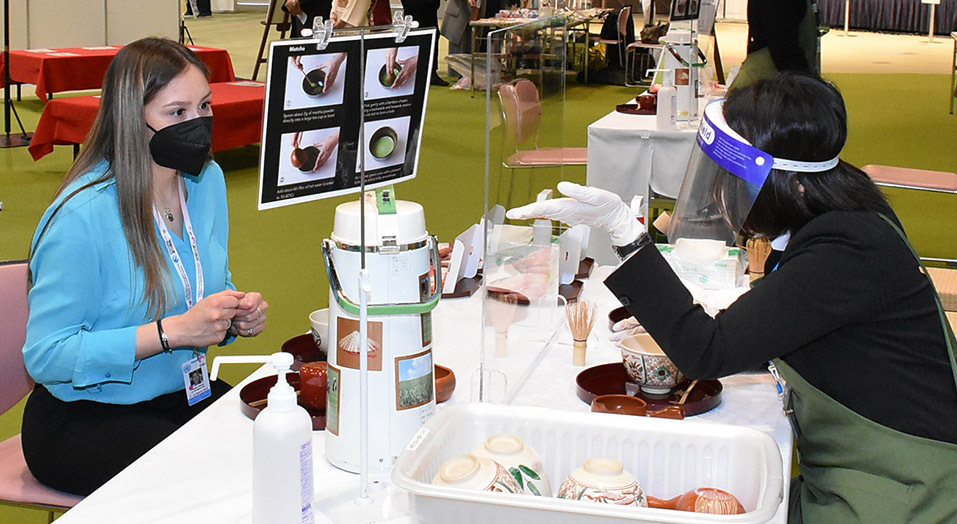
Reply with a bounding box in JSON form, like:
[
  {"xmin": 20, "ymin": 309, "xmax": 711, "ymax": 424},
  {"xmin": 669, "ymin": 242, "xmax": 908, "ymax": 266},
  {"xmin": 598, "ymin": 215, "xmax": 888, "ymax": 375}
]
[{"xmin": 20, "ymin": 38, "xmax": 269, "ymax": 496}]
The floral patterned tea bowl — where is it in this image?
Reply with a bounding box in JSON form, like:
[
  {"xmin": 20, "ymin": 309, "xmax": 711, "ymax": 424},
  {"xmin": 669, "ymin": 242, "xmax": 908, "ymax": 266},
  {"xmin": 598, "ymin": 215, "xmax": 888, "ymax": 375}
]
[
  {"xmin": 556, "ymin": 457, "xmax": 647, "ymax": 506},
  {"xmin": 471, "ymin": 433, "xmax": 551, "ymax": 496},
  {"xmin": 618, "ymin": 333, "xmax": 683, "ymax": 396},
  {"xmin": 432, "ymin": 454, "xmax": 521, "ymax": 494}
]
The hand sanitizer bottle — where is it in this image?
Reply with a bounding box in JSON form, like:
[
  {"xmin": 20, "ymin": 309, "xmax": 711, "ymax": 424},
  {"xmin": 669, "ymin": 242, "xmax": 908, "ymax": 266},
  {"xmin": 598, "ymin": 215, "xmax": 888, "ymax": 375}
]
[
  {"xmin": 649, "ymin": 69, "xmax": 677, "ymax": 130},
  {"xmin": 253, "ymin": 352, "xmax": 315, "ymax": 523}
]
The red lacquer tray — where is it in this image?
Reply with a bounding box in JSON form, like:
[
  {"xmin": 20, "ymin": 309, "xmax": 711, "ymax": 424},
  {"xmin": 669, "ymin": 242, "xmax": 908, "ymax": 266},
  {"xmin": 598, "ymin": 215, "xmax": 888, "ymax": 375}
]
[
  {"xmin": 576, "ymin": 363, "xmax": 722, "ymax": 417},
  {"xmin": 240, "ymin": 373, "xmax": 326, "ymax": 430},
  {"xmin": 616, "ymin": 104, "xmax": 656, "ymax": 115}
]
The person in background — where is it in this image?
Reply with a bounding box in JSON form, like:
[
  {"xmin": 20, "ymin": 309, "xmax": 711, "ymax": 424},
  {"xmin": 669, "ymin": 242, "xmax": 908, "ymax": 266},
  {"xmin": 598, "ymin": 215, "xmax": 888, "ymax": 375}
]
[
  {"xmin": 507, "ymin": 72, "xmax": 957, "ymax": 522},
  {"xmin": 730, "ymin": 0, "xmax": 819, "ymax": 89},
  {"xmin": 283, "ymin": 0, "xmax": 333, "ymax": 37},
  {"xmin": 20, "ymin": 38, "xmax": 269, "ymax": 496},
  {"xmin": 330, "ymin": 0, "xmax": 372, "ymax": 28},
  {"xmin": 441, "ymin": 0, "xmax": 478, "ymax": 80},
  {"xmin": 401, "ymin": 0, "xmax": 450, "ymax": 86}
]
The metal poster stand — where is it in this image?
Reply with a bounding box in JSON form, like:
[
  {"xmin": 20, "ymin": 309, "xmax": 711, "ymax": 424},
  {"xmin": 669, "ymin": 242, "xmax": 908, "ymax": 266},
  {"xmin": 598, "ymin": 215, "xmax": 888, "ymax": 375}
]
[
  {"xmin": 246, "ymin": 13, "xmax": 439, "ymax": 521},
  {"xmin": 1, "ymin": 0, "xmax": 31, "ymax": 148},
  {"xmin": 312, "ymin": 15, "xmax": 440, "ymax": 522}
]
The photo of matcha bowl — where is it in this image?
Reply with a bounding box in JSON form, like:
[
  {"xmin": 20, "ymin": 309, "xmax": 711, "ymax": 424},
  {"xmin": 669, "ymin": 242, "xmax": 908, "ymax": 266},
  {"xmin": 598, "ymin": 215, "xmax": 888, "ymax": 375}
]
[
  {"xmin": 302, "ymin": 68, "xmax": 326, "ymax": 96},
  {"xmin": 370, "ymin": 126, "xmax": 398, "ymax": 159},
  {"xmin": 291, "ymin": 146, "xmax": 321, "ymax": 172},
  {"xmin": 378, "ymin": 62, "xmax": 403, "ymax": 88}
]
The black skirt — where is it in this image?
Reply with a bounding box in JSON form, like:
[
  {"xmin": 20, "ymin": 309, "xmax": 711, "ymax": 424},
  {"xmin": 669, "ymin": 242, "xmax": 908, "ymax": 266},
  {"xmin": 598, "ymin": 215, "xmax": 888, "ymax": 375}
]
[{"xmin": 20, "ymin": 380, "xmax": 231, "ymax": 496}]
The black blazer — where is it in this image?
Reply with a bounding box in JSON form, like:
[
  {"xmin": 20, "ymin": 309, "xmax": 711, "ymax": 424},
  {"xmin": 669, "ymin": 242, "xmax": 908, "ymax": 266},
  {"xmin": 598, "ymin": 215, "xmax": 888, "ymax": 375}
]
[{"xmin": 605, "ymin": 211, "xmax": 957, "ymax": 444}]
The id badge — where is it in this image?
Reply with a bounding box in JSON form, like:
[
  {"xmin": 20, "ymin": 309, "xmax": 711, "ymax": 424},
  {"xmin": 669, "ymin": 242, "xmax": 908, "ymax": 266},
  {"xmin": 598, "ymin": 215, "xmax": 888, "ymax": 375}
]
[{"xmin": 182, "ymin": 353, "xmax": 212, "ymax": 406}]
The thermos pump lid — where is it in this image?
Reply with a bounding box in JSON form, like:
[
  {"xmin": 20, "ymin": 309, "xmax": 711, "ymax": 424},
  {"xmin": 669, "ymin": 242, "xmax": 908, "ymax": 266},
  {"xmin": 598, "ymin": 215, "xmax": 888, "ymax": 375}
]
[{"xmin": 331, "ymin": 194, "xmax": 427, "ymax": 248}]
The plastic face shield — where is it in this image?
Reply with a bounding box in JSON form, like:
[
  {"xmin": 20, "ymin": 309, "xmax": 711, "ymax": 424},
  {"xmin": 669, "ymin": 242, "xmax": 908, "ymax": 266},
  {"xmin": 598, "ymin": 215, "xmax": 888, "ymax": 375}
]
[{"xmin": 667, "ymin": 100, "xmax": 773, "ymax": 245}]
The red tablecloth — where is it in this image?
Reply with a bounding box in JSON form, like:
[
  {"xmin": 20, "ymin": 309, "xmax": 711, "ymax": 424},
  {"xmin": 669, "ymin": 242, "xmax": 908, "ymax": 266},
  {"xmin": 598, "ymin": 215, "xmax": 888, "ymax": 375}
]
[
  {"xmin": 1, "ymin": 45, "xmax": 235, "ymax": 103},
  {"xmin": 28, "ymin": 81, "xmax": 265, "ymax": 161}
]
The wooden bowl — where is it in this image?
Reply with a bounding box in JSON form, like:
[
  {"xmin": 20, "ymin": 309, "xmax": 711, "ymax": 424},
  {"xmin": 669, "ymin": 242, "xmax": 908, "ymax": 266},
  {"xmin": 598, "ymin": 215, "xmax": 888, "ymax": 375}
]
[
  {"xmin": 435, "ymin": 364, "xmax": 455, "ymax": 403},
  {"xmin": 281, "ymin": 333, "xmax": 325, "ymax": 371},
  {"xmin": 591, "ymin": 394, "xmax": 648, "ymax": 416}
]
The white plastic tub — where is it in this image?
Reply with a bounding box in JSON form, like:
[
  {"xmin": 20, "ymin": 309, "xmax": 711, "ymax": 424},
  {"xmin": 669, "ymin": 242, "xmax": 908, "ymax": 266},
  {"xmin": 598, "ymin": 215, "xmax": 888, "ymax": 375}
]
[{"xmin": 392, "ymin": 403, "xmax": 783, "ymax": 524}]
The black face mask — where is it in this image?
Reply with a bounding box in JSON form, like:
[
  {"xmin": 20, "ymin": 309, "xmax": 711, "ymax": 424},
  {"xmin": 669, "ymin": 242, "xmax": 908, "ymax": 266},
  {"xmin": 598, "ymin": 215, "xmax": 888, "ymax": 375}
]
[{"xmin": 147, "ymin": 116, "xmax": 213, "ymax": 175}]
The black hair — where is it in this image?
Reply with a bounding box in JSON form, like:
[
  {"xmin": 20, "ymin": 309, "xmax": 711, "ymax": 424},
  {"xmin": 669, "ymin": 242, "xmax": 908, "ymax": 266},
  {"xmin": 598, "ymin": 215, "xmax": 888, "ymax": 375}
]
[{"xmin": 724, "ymin": 72, "xmax": 892, "ymax": 238}]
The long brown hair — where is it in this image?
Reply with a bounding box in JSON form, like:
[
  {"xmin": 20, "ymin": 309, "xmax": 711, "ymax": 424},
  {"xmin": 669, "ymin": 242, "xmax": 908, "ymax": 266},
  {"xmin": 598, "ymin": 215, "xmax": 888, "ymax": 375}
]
[{"xmin": 40, "ymin": 38, "xmax": 210, "ymax": 319}]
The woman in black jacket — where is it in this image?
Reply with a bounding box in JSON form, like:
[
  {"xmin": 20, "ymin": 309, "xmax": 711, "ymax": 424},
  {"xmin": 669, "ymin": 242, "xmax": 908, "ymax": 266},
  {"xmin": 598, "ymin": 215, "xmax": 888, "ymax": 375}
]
[{"xmin": 507, "ymin": 72, "xmax": 957, "ymax": 523}]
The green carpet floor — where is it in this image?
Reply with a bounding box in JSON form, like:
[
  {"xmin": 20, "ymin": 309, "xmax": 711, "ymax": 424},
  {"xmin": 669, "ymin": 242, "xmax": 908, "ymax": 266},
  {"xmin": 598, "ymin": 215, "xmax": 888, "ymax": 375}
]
[{"xmin": 1, "ymin": 59, "xmax": 955, "ymax": 523}]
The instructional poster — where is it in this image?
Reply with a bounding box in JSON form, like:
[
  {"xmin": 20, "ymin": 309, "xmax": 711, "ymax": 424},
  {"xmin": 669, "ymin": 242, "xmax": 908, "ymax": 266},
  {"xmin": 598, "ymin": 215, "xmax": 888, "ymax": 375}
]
[{"xmin": 257, "ymin": 29, "xmax": 436, "ymax": 210}]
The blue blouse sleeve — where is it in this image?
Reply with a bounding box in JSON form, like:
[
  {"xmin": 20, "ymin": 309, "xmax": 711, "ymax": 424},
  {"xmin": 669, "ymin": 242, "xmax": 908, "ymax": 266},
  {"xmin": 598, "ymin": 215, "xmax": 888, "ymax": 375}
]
[{"xmin": 24, "ymin": 192, "xmax": 138, "ymax": 388}]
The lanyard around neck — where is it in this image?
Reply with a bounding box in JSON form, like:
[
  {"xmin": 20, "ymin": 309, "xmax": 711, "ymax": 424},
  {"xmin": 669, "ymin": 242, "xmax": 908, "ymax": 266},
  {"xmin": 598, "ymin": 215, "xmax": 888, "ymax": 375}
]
[{"xmin": 153, "ymin": 179, "xmax": 204, "ymax": 309}]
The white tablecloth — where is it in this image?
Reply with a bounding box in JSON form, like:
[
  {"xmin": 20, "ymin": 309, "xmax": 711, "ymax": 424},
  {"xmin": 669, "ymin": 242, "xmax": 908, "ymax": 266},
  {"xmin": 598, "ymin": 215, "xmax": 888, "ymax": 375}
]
[
  {"xmin": 585, "ymin": 101, "xmax": 702, "ymax": 265},
  {"xmin": 55, "ymin": 267, "xmax": 791, "ymax": 524}
]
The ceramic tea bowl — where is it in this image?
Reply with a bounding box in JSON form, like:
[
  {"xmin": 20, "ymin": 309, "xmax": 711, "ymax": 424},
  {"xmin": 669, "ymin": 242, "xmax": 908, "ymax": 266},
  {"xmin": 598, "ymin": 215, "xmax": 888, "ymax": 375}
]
[
  {"xmin": 378, "ymin": 62, "xmax": 403, "ymax": 88},
  {"xmin": 308, "ymin": 308, "xmax": 330, "ymax": 354},
  {"xmin": 432, "ymin": 453, "xmax": 521, "ymax": 494},
  {"xmin": 471, "ymin": 433, "xmax": 550, "ymax": 496},
  {"xmin": 291, "ymin": 146, "xmax": 321, "ymax": 172},
  {"xmin": 302, "ymin": 68, "xmax": 326, "ymax": 96},
  {"xmin": 370, "ymin": 126, "xmax": 398, "ymax": 159},
  {"xmin": 618, "ymin": 333, "xmax": 683, "ymax": 396},
  {"xmin": 556, "ymin": 457, "xmax": 646, "ymax": 506}
]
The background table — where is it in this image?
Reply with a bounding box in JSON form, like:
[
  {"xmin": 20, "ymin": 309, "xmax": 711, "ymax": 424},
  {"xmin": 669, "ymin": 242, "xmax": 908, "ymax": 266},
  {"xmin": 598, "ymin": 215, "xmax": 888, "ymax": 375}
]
[
  {"xmin": 468, "ymin": 9, "xmax": 610, "ymax": 93},
  {"xmin": 585, "ymin": 102, "xmax": 701, "ymax": 265},
  {"xmin": 51, "ymin": 266, "xmax": 792, "ymax": 524},
  {"xmin": 28, "ymin": 81, "xmax": 266, "ymax": 161},
  {"xmin": 0, "ymin": 45, "xmax": 236, "ymax": 103},
  {"xmin": 818, "ymin": 0, "xmax": 957, "ymax": 34}
]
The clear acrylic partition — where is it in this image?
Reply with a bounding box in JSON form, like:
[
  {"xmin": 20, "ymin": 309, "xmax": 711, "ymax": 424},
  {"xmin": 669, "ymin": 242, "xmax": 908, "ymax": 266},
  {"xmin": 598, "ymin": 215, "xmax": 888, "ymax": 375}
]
[{"xmin": 475, "ymin": 14, "xmax": 577, "ymax": 403}]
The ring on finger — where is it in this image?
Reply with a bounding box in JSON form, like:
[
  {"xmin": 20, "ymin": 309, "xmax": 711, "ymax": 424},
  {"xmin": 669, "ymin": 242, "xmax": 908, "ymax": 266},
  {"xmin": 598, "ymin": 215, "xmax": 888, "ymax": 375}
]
[
  {"xmin": 256, "ymin": 307, "xmax": 263, "ymax": 320},
  {"xmin": 225, "ymin": 318, "xmax": 232, "ymax": 330},
  {"xmin": 246, "ymin": 327, "xmax": 254, "ymax": 337}
]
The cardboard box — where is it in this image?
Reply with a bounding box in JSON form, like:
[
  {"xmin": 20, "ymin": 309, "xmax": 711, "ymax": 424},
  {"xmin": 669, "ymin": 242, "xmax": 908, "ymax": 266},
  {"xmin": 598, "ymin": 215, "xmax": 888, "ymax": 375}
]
[{"xmin": 927, "ymin": 267, "xmax": 957, "ymax": 312}]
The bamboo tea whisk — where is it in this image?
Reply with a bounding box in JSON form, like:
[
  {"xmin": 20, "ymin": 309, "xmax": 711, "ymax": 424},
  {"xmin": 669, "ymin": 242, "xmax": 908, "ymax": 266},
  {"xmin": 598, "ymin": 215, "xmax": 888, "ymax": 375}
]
[
  {"xmin": 488, "ymin": 294, "xmax": 519, "ymax": 357},
  {"xmin": 746, "ymin": 237, "xmax": 772, "ymax": 283},
  {"xmin": 566, "ymin": 300, "xmax": 596, "ymax": 366}
]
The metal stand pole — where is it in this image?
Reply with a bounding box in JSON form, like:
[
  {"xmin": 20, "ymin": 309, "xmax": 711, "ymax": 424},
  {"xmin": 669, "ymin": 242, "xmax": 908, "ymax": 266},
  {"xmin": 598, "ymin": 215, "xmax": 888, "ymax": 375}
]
[
  {"xmin": 1, "ymin": 0, "xmax": 32, "ymax": 148},
  {"xmin": 844, "ymin": 0, "xmax": 849, "ymax": 36}
]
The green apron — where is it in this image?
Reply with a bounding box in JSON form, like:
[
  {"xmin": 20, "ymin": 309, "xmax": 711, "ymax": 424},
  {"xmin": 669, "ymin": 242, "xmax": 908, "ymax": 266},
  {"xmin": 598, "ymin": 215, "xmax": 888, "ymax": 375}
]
[
  {"xmin": 775, "ymin": 217, "xmax": 957, "ymax": 523},
  {"xmin": 731, "ymin": 0, "xmax": 819, "ymax": 90}
]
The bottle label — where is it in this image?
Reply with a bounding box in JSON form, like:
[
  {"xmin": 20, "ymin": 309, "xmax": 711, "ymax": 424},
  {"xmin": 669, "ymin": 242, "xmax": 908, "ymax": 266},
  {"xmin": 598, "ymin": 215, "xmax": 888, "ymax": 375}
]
[{"xmin": 300, "ymin": 441, "xmax": 314, "ymax": 523}]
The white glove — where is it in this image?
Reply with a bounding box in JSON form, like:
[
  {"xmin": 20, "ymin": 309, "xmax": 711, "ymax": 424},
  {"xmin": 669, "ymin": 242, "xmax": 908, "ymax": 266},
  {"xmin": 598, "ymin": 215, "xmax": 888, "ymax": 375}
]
[
  {"xmin": 608, "ymin": 317, "xmax": 647, "ymax": 343},
  {"xmin": 506, "ymin": 181, "xmax": 644, "ymax": 246}
]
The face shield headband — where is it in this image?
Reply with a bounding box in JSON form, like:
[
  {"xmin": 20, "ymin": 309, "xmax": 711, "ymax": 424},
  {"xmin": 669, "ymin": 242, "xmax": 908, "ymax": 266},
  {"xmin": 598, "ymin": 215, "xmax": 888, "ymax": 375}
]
[
  {"xmin": 666, "ymin": 101, "xmax": 841, "ymax": 246},
  {"xmin": 698, "ymin": 99, "xmax": 841, "ymax": 182}
]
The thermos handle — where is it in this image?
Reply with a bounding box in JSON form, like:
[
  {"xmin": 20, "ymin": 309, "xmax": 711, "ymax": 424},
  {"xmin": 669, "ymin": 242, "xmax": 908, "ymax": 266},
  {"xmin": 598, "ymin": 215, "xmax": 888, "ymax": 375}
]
[
  {"xmin": 664, "ymin": 43, "xmax": 709, "ymax": 68},
  {"xmin": 322, "ymin": 235, "xmax": 443, "ymax": 316}
]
